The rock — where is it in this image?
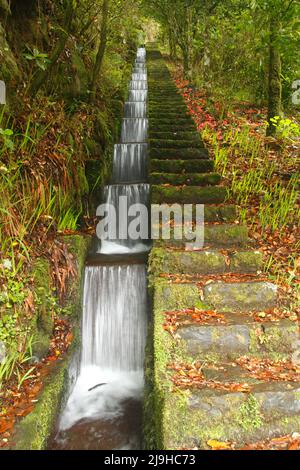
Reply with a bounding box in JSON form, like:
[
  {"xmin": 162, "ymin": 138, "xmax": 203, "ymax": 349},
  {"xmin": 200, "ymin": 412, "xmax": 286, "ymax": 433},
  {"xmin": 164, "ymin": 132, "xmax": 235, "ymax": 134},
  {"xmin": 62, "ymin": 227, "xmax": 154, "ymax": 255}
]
[
  {"xmin": 203, "ymin": 281, "xmax": 278, "ymax": 312},
  {"xmin": 230, "ymin": 251, "xmax": 263, "ymax": 273},
  {"xmin": 178, "ymin": 319, "xmax": 299, "ymax": 360}
]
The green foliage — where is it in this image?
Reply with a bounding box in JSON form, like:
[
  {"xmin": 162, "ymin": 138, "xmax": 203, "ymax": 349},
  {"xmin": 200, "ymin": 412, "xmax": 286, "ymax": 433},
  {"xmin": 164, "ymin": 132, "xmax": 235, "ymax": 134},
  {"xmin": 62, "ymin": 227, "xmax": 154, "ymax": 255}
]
[
  {"xmin": 24, "ymin": 47, "xmax": 50, "ymax": 71},
  {"xmin": 270, "ymin": 116, "xmax": 300, "ymax": 141}
]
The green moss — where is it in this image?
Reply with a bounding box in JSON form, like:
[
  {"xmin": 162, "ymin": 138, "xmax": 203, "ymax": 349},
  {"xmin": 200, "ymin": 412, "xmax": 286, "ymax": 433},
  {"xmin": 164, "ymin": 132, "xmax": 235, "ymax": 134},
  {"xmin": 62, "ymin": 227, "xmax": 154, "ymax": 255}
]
[
  {"xmin": 237, "ymin": 395, "xmax": 263, "ymax": 431},
  {"xmin": 150, "ymin": 159, "xmax": 213, "ymax": 174},
  {"xmin": 150, "ymin": 139, "xmax": 204, "ymax": 150},
  {"xmin": 152, "ymin": 185, "xmax": 226, "ymax": 205},
  {"xmin": 150, "ymin": 172, "xmax": 221, "ymax": 186},
  {"xmin": 31, "ymin": 258, "xmax": 53, "ymax": 359},
  {"xmin": 230, "ymin": 251, "xmax": 263, "ymax": 273},
  {"xmin": 60, "ymin": 234, "xmax": 91, "ymax": 318},
  {"xmin": 12, "ymin": 358, "xmax": 70, "ymax": 450},
  {"xmin": 204, "ymin": 224, "xmax": 248, "ymax": 246},
  {"xmin": 151, "ymin": 249, "xmax": 226, "ymax": 276}
]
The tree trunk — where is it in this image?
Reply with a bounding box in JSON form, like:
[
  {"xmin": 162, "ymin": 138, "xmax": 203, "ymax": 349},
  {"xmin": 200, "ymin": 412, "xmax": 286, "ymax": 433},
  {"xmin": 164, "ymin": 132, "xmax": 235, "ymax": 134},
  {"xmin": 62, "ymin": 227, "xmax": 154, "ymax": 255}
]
[
  {"xmin": 28, "ymin": 0, "xmax": 75, "ymax": 96},
  {"xmin": 168, "ymin": 28, "xmax": 176, "ymax": 60},
  {"xmin": 182, "ymin": 45, "xmax": 190, "ymax": 78},
  {"xmin": 89, "ymin": 0, "xmax": 109, "ymax": 103},
  {"xmin": 267, "ymin": 16, "xmax": 282, "ymax": 136}
]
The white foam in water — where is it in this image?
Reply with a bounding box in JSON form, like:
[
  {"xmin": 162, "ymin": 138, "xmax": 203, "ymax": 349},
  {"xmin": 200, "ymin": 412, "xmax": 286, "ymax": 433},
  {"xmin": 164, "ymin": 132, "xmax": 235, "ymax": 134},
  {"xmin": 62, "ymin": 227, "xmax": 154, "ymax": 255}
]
[
  {"xmin": 100, "ymin": 240, "xmax": 150, "ymax": 255},
  {"xmin": 59, "ymin": 367, "xmax": 144, "ymax": 431}
]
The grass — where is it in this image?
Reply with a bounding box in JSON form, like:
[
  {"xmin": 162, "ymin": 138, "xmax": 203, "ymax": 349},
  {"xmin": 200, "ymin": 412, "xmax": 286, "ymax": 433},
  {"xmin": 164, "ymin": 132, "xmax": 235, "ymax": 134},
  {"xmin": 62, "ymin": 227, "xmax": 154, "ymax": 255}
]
[{"xmin": 202, "ymin": 122, "xmax": 299, "ymax": 291}]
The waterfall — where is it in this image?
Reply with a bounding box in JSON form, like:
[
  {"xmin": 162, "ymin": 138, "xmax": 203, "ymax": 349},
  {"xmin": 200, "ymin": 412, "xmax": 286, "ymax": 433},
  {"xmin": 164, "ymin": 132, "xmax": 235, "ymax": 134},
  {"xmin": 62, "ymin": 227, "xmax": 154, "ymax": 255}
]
[
  {"xmin": 81, "ymin": 265, "xmax": 148, "ymax": 371},
  {"xmin": 121, "ymin": 118, "xmax": 148, "ymax": 142},
  {"xmin": 128, "ymin": 90, "xmax": 148, "ymax": 102},
  {"xmin": 124, "ymin": 102, "xmax": 147, "ymax": 118},
  {"xmin": 129, "ymin": 80, "xmax": 148, "ymax": 90},
  {"xmin": 132, "ymin": 73, "xmax": 147, "ymax": 81},
  {"xmin": 52, "ymin": 47, "xmax": 149, "ymax": 450},
  {"xmin": 113, "ymin": 143, "xmax": 148, "ymax": 181}
]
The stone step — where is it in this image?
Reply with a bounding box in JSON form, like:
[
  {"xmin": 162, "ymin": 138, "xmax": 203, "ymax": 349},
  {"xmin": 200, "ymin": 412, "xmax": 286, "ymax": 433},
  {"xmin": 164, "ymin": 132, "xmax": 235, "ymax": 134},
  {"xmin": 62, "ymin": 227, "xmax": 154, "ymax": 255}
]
[
  {"xmin": 166, "ymin": 372, "xmax": 300, "ymax": 449},
  {"xmin": 203, "ymin": 281, "xmax": 278, "ymax": 312},
  {"xmin": 149, "ymin": 123, "xmax": 196, "ymax": 132},
  {"xmin": 149, "ymin": 116, "xmax": 194, "ymax": 126},
  {"xmin": 153, "ymin": 224, "xmax": 249, "ymax": 249},
  {"xmin": 150, "ymin": 158, "xmax": 214, "ymax": 173},
  {"xmin": 177, "ymin": 314, "xmax": 298, "ymax": 361},
  {"xmin": 151, "ymin": 184, "xmax": 227, "ymax": 204},
  {"xmin": 150, "ymin": 148, "xmax": 209, "ymax": 160},
  {"xmin": 149, "ymin": 172, "xmax": 221, "ymax": 186},
  {"xmin": 150, "ymin": 139, "xmax": 205, "ymax": 150},
  {"xmin": 150, "ymin": 248, "xmax": 263, "ymax": 275},
  {"xmin": 149, "ymin": 131, "xmax": 200, "ymax": 141}
]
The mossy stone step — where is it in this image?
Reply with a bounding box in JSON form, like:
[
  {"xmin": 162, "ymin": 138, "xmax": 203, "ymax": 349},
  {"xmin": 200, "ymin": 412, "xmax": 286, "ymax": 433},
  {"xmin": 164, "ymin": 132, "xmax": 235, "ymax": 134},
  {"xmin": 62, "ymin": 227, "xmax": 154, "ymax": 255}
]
[
  {"xmin": 178, "ymin": 316, "xmax": 298, "ymax": 361},
  {"xmin": 150, "ymin": 148, "xmax": 209, "ymax": 160},
  {"xmin": 149, "ymin": 101, "xmax": 186, "ymax": 107},
  {"xmin": 162, "ymin": 378, "xmax": 300, "ymax": 449},
  {"xmin": 150, "ymin": 139, "xmax": 204, "ymax": 150},
  {"xmin": 151, "ymin": 184, "xmax": 226, "ymax": 204},
  {"xmin": 150, "ymin": 248, "xmax": 263, "ymax": 275},
  {"xmin": 149, "ymin": 119, "xmax": 195, "ymax": 129},
  {"xmin": 204, "ymin": 204, "xmax": 237, "ymax": 222},
  {"xmin": 153, "ymin": 224, "xmax": 249, "ymax": 249},
  {"xmin": 150, "ymin": 159, "xmax": 214, "ymax": 173},
  {"xmin": 149, "ymin": 129, "xmax": 198, "ymax": 141},
  {"xmin": 149, "ymin": 106, "xmax": 188, "ymax": 114},
  {"xmin": 149, "ymin": 131, "xmax": 200, "ymax": 141},
  {"xmin": 148, "ymin": 111, "xmax": 196, "ymax": 122},
  {"xmin": 150, "ymin": 172, "xmax": 221, "ymax": 186},
  {"xmin": 203, "ymin": 281, "xmax": 278, "ymax": 312}
]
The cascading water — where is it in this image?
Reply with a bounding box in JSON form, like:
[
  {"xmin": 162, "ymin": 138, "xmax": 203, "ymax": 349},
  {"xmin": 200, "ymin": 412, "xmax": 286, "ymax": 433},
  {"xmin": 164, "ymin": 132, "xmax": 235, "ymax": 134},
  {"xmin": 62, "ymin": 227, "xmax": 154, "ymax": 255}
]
[
  {"xmin": 121, "ymin": 118, "xmax": 148, "ymax": 143},
  {"xmin": 113, "ymin": 144, "xmax": 148, "ymax": 181},
  {"xmin": 50, "ymin": 47, "xmax": 150, "ymax": 451}
]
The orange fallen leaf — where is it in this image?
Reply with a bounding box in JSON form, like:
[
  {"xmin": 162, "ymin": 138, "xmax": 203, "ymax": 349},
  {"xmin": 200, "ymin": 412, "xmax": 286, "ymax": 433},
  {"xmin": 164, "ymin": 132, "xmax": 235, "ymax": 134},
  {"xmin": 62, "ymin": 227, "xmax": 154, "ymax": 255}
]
[{"xmin": 207, "ymin": 439, "xmax": 232, "ymax": 450}]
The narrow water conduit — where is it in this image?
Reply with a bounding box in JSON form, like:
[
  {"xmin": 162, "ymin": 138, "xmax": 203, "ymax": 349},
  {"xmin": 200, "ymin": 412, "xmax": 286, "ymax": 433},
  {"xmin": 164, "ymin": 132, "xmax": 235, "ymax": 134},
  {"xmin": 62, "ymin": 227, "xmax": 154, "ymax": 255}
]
[{"xmin": 49, "ymin": 47, "xmax": 150, "ymax": 450}]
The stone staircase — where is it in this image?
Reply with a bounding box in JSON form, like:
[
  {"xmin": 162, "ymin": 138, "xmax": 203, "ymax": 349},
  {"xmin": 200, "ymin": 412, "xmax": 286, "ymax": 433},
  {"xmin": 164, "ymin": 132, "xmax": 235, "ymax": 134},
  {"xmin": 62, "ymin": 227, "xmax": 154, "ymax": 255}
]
[{"xmin": 145, "ymin": 48, "xmax": 300, "ymax": 450}]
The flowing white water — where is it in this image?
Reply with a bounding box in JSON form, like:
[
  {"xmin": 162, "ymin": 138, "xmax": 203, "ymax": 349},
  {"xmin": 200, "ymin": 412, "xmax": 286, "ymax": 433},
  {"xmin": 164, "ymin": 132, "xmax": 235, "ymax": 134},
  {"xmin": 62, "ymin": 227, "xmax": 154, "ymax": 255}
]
[
  {"xmin": 124, "ymin": 102, "xmax": 147, "ymax": 118},
  {"xmin": 129, "ymin": 80, "xmax": 148, "ymax": 90},
  {"xmin": 121, "ymin": 118, "xmax": 148, "ymax": 142},
  {"xmin": 54, "ymin": 47, "xmax": 149, "ymax": 449},
  {"xmin": 113, "ymin": 143, "xmax": 148, "ymax": 181},
  {"xmin": 128, "ymin": 90, "xmax": 148, "ymax": 102},
  {"xmin": 132, "ymin": 73, "xmax": 147, "ymax": 81},
  {"xmin": 98, "ymin": 183, "xmax": 150, "ymax": 254}
]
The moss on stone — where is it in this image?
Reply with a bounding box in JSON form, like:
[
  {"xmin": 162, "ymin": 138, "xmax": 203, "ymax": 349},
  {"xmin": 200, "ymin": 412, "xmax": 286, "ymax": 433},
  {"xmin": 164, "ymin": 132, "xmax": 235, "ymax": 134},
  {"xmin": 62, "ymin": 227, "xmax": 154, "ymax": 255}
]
[
  {"xmin": 150, "ymin": 159, "xmax": 214, "ymax": 174},
  {"xmin": 150, "ymin": 148, "xmax": 209, "ymax": 160},
  {"xmin": 204, "ymin": 223, "xmax": 248, "ymax": 246},
  {"xmin": 152, "ymin": 185, "xmax": 226, "ymax": 205},
  {"xmin": 230, "ymin": 251, "xmax": 263, "ymax": 273},
  {"xmin": 150, "ymin": 139, "xmax": 204, "ymax": 150},
  {"xmin": 151, "ymin": 249, "xmax": 226, "ymax": 275},
  {"xmin": 31, "ymin": 258, "xmax": 53, "ymax": 359},
  {"xmin": 60, "ymin": 234, "xmax": 91, "ymax": 318},
  {"xmin": 150, "ymin": 172, "xmax": 221, "ymax": 186},
  {"xmin": 12, "ymin": 358, "xmax": 70, "ymax": 450}
]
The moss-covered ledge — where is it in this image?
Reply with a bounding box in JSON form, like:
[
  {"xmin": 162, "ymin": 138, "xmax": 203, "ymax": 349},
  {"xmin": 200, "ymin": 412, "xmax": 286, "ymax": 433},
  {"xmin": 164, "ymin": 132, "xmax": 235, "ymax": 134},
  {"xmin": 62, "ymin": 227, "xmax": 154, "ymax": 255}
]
[
  {"xmin": 11, "ymin": 234, "xmax": 91, "ymax": 450},
  {"xmin": 11, "ymin": 356, "xmax": 70, "ymax": 450}
]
